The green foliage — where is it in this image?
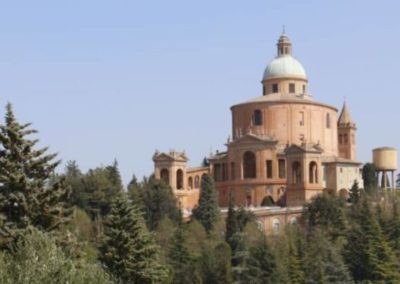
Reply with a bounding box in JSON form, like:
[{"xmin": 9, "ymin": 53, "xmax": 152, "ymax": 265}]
[
  {"xmin": 0, "ymin": 103, "xmax": 72, "ymax": 250},
  {"xmin": 362, "ymin": 163, "xmax": 377, "ymax": 194},
  {"xmin": 344, "ymin": 198, "xmax": 400, "ymax": 282},
  {"xmin": 225, "ymin": 192, "xmax": 238, "ymax": 250},
  {"xmin": 192, "ymin": 174, "xmax": 220, "ymax": 233},
  {"xmin": 348, "ymin": 180, "xmax": 361, "ymax": 204},
  {"xmin": 304, "ymin": 230, "xmax": 352, "ymax": 284},
  {"xmin": 168, "ymin": 222, "xmax": 200, "ymax": 284},
  {"xmin": 303, "ymin": 193, "xmax": 347, "ymax": 239},
  {"xmin": 99, "ymin": 196, "xmax": 168, "ymax": 283},
  {"xmin": 200, "ymin": 241, "xmax": 232, "ymax": 284},
  {"xmin": 245, "ymin": 237, "xmax": 275, "ymax": 284},
  {"xmin": 139, "ymin": 177, "xmax": 181, "ymax": 230},
  {"xmin": 0, "ymin": 228, "xmax": 113, "ymax": 284}
]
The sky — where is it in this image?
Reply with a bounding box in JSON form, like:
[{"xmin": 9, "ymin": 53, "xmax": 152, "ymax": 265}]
[{"xmin": 0, "ymin": 0, "xmax": 399, "ymax": 186}]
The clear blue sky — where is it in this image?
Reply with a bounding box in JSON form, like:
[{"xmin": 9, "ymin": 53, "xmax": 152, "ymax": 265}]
[{"xmin": 0, "ymin": 0, "xmax": 399, "ymax": 185}]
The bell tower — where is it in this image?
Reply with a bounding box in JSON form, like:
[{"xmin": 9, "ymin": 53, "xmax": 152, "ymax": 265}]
[{"xmin": 337, "ymin": 103, "xmax": 357, "ymax": 160}]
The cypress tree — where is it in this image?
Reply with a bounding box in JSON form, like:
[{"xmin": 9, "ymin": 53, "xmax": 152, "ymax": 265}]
[
  {"xmin": 225, "ymin": 191, "xmax": 238, "ymax": 250},
  {"xmin": 0, "ymin": 103, "xmax": 72, "ymax": 249},
  {"xmin": 192, "ymin": 174, "xmax": 220, "ymax": 233},
  {"xmin": 362, "ymin": 163, "xmax": 377, "ymax": 194},
  {"xmin": 99, "ymin": 196, "xmax": 167, "ymax": 284},
  {"xmin": 348, "ymin": 180, "xmax": 361, "ymax": 204}
]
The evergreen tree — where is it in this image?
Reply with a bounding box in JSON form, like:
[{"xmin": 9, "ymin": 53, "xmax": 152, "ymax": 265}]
[
  {"xmin": 192, "ymin": 174, "xmax": 220, "ymax": 233},
  {"xmin": 127, "ymin": 174, "xmax": 143, "ymax": 208},
  {"xmin": 168, "ymin": 215, "xmax": 199, "ymax": 284},
  {"xmin": 246, "ymin": 237, "xmax": 275, "ymax": 284},
  {"xmin": 303, "ymin": 193, "xmax": 346, "ymax": 239},
  {"xmin": 348, "ymin": 180, "xmax": 361, "ymax": 204},
  {"xmin": 0, "ymin": 103, "xmax": 72, "ymax": 249},
  {"xmin": 99, "ymin": 196, "xmax": 167, "ymax": 283},
  {"xmin": 230, "ymin": 232, "xmax": 251, "ymax": 284},
  {"xmin": 200, "ymin": 241, "xmax": 232, "ymax": 284},
  {"xmin": 344, "ymin": 198, "xmax": 400, "ymax": 282},
  {"xmin": 362, "ymin": 163, "xmax": 377, "ymax": 194},
  {"xmin": 386, "ymin": 197, "xmax": 400, "ymax": 257},
  {"xmin": 286, "ymin": 232, "xmax": 305, "ymax": 284},
  {"xmin": 63, "ymin": 160, "xmax": 85, "ymax": 207},
  {"xmin": 139, "ymin": 177, "xmax": 181, "ymax": 230},
  {"xmin": 225, "ymin": 191, "xmax": 238, "ymax": 250},
  {"xmin": 304, "ymin": 230, "xmax": 352, "ymax": 284}
]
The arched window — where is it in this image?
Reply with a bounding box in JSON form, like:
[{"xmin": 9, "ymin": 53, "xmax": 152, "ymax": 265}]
[
  {"xmin": 176, "ymin": 169, "xmax": 183, "ymax": 190},
  {"xmin": 292, "ymin": 162, "xmax": 301, "ymax": 185},
  {"xmin": 309, "ymin": 161, "xmax": 318, "ymax": 184},
  {"xmin": 290, "ymin": 217, "xmax": 298, "ymax": 225},
  {"xmin": 194, "ymin": 175, "xmax": 200, "ymax": 188},
  {"xmin": 188, "ymin": 177, "xmax": 193, "ymax": 189},
  {"xmin": 243, "ymin": 151, "xmax": 256, "ymax": 179},
  {"xmin": 254, "ymin": 109, "xmax": 262, "ymax": 126},
  {"xmin": 326, "ymin": 113, "xmax": 331, "ymax": 128},
  {"xmin": 272, "ymin": 218, "xmax": 281, "ymax": 234},
  {"xmin": 160, "ymin": 169, "xmax": 169, "ymax": 185}
]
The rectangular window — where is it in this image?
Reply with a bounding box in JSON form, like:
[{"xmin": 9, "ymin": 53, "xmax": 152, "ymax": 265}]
[
  {"xmin": 263, "ymin": 86, "xmax": 266, "ymax": 96},
  {"xmin": 344, "ymin": 134, "xmax": 348, "ymax": 144},
  {"xmin": 230, "ymin": 162, "xmax": 235, "ymax": 180},
  {"xmin": 302, "ymin": 84, "xmax": 306, "ymax": 94},
  {"xmin": 266, "ymin": 160, "xmax": 273, "ymax": 179},
  {"xmin": 289, "ymin": 83, "xmax": 295, "ymax": 93},
  {"xmin": 272, "ymin": 84, "xmax": 278, "ymax": 93},
  {"xmin": 214, "ymin": 164, "xmax": 221, "ymax": 182},
  {"xmin": 222, "ymin": 163, "xmax": 227, "ymax": 181},
  {"xmin": 339, "ymin": 134, "xmax": 343, "ymax": 144},
  {"xmin": 278, "ymin": 159, "xmax": 286, "ymax": 179},
  {"xmin": 299, "ymin": 111, "xmax": 304, "ymax": 126}
]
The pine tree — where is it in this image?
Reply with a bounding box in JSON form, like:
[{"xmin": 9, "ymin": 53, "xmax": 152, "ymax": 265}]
[
  {"xmin": 192, "ymin": 174, "xmax": 220, "ymax": 233},
  {"xmin": 225, "ymin": 191, "xmax": 238, "ymax": 250},
  {"xmin": 168, "ymin": 215, "xmax": 199, "ymax": 284},
  {"xmin": 304, "ymin": 230, "xmax": 352, "ymax": 284},
  {"xmin": 344, "ymin": 198, "xmax": 400, "ymax": 282},
  {"xmin": 140, "ymin": 177, "xmax": 181, "ymax": 230},
  {"xmin": 0, "ymin": 103, "xmax": 72, "ymax": 249},
  {"xmin": 99, "ymin": 196, "xmax": 167, "ymax": 283},
  {"xmin": 362, "ymin": 163, "xmax": 377, "ymax": 194},
  {"xmin": 348, "ymin": 180, "xmax": 361, "ymax": 204},
  {"xmin": 200, "ymin": 241, "xmax": 232, "ymax": 284},
  {"xmin": 246, "ymin": 237, "xmax": 275, "ymax": 284}
]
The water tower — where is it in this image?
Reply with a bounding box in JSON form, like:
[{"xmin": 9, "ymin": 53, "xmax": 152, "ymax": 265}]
[{"xmin": 373, "ymin": 147, "xmax": 398, "ymax": 190}]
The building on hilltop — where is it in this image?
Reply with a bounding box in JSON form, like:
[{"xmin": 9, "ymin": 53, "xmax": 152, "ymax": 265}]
[{"xmin": 153, "ymin": 32, "xmax": 364, "ymax": 228}]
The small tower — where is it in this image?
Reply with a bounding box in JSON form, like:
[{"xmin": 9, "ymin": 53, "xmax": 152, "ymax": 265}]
[
  {"xmin": 285, "ymin": 143, "xmax": 324, "ymax": 206},
  {"xmin": 277, "ymin": 32, "xmax": 292, "ymax": 56},
  {"xmin": 153, "ymin": 150, "xmax": 188, "ymax": 191},
  {"xmin": 337, "ymin": 102, "xmax": 357, "ymax": 160}
]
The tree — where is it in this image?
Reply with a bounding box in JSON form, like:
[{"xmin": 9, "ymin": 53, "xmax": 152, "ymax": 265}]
[
  {"xmin": 63, "ymin": 160, "xmax": 85, "ymax": 207},
  {"xmin": 348, "ymin": 180, "xmax": 361, "ymax": 204},
  {"xmin": 139, "ymin": 177, "xmax": 181, "ymax": 230},
  {"xmin": 168, "ymin": 219, "xmax": 200, "ymax": 284},
  {"xmin": 200, "ymin": 241, "xmax": 232, "ymax": 284},
  {"xmin": 362, "ymin": 163, "xmax": 377, "ymax": 194},
  {"xmin": 225, "ymin": 192, "xmax": 238, "ymax": 250},
  {"xmin": 246, "ymin": 238, "xmax": 275, "ymax": 284},
  {"xmin": 344, "ymin": 198, "xmax": 400, "ymax": 282},
  {"xmin": 99, "ymin": 196, "xmax": 167, "ymax": 283},
  {"xmin": 192, "ymin": 174, "xmax": 220, "ymax": 233},
  {"xmin": 304, "ymin": 230, "xmax": 352, "ymax": 283},
  {"xmin": 202, "ymin": 157, "xmax": 210, "ymax": 167},
  {"xmin": 303, "ymin": 193, "xmax": 346, "ymax": 239},
  {"xmin": 0, "ymin": 103, "xmax": 72, "ymax": 249},
  {"xmin": 0, "ymin": 228, "xmax": 113, "ymax": 284}
]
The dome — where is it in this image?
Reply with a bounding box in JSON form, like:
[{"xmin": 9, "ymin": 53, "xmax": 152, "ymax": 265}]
[{"xmin": 263, "ymin": 55, "xmax": 307, "ymax": 79}]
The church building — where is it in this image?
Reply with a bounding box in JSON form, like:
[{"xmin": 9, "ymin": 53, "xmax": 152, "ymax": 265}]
[{"xmin": 153, "ymin": 32, "xmax": 363, "ymax": 219}]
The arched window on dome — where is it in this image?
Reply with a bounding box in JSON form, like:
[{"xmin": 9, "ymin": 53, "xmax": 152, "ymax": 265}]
[
  {"xmin": 309, "ymin": 161, "xmax": 318, "ymax": 184},
  {"xmin": 326, "ymin": 113, "xmax": 331, "ymax": 129},
  {"xmin": 243, "ymin": 151, "xmax": 256, "ymax": 179},
  {"xmin": 254, "ymin": 109, "xmax": 262, "ymax": 126}
]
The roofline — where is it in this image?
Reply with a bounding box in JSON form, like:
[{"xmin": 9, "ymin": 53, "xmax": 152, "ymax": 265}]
[{"xmin": 231, "ymin": 98, "xmax": 338, "ymax": 112}]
